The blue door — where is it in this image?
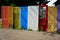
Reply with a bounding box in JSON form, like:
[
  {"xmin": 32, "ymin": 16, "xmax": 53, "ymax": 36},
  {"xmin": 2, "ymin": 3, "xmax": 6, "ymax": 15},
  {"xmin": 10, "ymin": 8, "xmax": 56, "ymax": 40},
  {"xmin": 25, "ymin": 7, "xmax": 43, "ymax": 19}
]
[{"xmin": 21, "ymin": 6, "xmax": 28, "ymax": 30}]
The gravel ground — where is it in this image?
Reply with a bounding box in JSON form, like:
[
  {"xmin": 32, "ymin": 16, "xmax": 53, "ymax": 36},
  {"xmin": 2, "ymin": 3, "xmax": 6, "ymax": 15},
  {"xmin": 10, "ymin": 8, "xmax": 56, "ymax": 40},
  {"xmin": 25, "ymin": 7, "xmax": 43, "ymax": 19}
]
[{"xmin": 0, "ymin": 29, "xmax": 60, "ymax": 40}]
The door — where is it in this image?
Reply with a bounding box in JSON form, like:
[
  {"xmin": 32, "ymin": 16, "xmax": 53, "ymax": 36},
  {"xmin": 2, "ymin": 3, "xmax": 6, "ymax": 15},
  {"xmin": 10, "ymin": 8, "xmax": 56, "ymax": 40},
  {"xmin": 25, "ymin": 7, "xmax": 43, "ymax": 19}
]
[
  {"xmin": 21, "ymin": 6, "xmax": 28, "ymax": 30},
  {"xmin": 13, "ymin": 7, "xmax": 20, "ymax": 29},
  {"xmin": 28, "ymin": 6, "xmax": 39, "ymax": 31},
  {"xmin": 57, "ymin": 5, "xmax": 60, "ymax": 33},
  {"xmin": 39, "ymin": 4, "xmax": 48, "ymax": 31},
  {"xmin": 47, "ymin": 6, "xmax": 57, "ymax": 32}
]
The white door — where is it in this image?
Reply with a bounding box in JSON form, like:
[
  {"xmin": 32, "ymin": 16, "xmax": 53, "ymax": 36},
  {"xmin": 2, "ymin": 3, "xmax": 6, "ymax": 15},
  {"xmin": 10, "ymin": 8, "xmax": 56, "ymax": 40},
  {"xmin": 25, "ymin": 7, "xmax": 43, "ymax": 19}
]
[{"xmin": 28, "ymin": 6, "xmax": 39, "ymax": 31}]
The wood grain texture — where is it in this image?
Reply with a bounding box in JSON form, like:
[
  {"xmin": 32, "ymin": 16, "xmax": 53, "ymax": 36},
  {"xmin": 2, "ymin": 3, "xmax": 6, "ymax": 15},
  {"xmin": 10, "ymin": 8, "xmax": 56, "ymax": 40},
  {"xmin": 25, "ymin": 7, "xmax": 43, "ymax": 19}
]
[{"xmin": 47, "ymin": 6, "xmax": 57, "ymax": 32}]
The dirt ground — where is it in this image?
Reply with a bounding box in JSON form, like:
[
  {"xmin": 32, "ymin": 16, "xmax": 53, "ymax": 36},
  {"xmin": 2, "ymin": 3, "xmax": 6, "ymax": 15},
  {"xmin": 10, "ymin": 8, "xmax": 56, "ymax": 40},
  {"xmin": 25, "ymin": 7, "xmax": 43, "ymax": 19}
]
[{"xmin": 0, "ymin": 29, "xmax": 60, "ymax": 40}]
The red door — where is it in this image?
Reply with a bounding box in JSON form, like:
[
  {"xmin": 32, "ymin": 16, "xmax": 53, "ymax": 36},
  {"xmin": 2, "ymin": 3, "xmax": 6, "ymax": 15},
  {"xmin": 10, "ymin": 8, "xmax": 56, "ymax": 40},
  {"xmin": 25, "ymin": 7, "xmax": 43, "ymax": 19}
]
[
  {"xmin": 1, "ymin": 6, "xmax": 9, "ymax": 28},
  {"xmin": 39, "ymin": 4, "xmax": 48, "ymax": 31}
]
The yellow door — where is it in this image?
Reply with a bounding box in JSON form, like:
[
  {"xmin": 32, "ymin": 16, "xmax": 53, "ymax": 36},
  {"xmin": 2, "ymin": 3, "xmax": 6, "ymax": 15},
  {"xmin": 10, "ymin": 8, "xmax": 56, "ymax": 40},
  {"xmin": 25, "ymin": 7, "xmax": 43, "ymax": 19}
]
[
  {"xmin": 13, "ymin": 7, "xmax": 20, "ymax": 29},
  {"xmin": 8, "ymin": 6, "xmax": 13, "ymax": 28},
  {"xmin": 47, "ymin": 6, "xmax": 57, "ymax": 32}
]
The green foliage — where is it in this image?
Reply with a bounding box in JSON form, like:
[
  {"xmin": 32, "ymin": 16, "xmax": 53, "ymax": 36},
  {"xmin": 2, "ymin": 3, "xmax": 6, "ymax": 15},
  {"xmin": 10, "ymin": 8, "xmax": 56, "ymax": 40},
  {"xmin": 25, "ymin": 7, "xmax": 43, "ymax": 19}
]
[
  {"xmin": 9, "ymin": 3, "xmax": 16, "ymax": 6},
  {"xmin": 5, "ymin": 0, "xmax": 9, "ymax": 2}
]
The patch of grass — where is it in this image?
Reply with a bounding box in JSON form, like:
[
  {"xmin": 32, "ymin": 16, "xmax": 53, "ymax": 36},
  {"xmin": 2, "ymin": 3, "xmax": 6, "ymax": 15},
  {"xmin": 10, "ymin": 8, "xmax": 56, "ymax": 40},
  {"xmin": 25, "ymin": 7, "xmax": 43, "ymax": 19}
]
[
  {"xmin": 28, "ymin": 29, "xmax": 32, "ymax": 31},
  {"xmin": 20, "ymin": 27, "xmax": 24, "ymax": 30},
  {"xmin": 0, "ymin": 25, "xmax": 2, "ymax": 28}
]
